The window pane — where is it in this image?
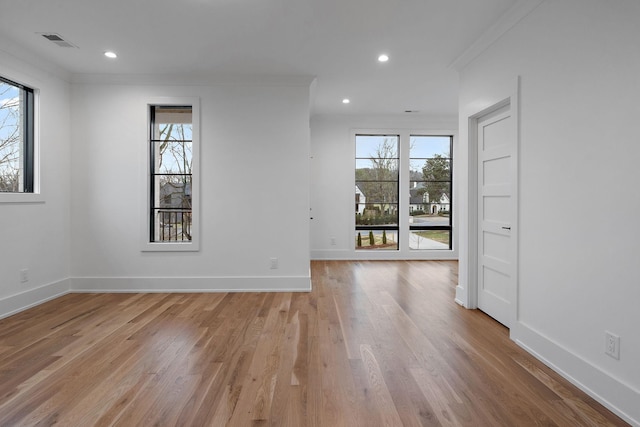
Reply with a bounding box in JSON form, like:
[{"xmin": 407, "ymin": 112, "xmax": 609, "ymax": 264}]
[
  {"xmin": 154, "ymin": 107, "xmax": 192, "ymax": 124},
  {"xmin": 409, "ymin": 158, "xmax": 425, "ymax": 173},
  {"xmin": 158, "ymin": 123, "xmax": 193, "ymax": 141},
  {"xmin": 409, "ymin": 135, "xmax": 453, "ymax": 250},
  {"xmin": 409, "ymin": 181, "xmax": 450, "ymax": 209},
  {"xmin": 355, "ymin": 206, "xmax": 398, "ymax": 226},
  {"xmin": 409, "ymin": 215, "xmax": 449, "ymax": 227},
  {"xmin": 0, "ymin": 83, "xmax": 21, "ymax": 191},
  {"xmin": 411, "ymin": 158, "xmax": 450, "ymax": 181},
  {"xmin": 410, "ymin": 135, "xmax": 451, "ymax": 158},
  {"xmin": 409, "ymin": 230, "xmax": 450, "ymax": 250},
  {"xmin": 355, "ymin": 159, "xmax": 399, "ymax": 177},
  {"xmin": 408, "ymin": 183, "xmax": 428, "ymax": 215},
  {"xmin": 154, "ymin": 139, "xmax": 193, "ymax": 174},
  {"xmin": 155, "ymin": 176, "xmax": 192, "ymax": 209},
  {"xmin": 355, "ymin": 134, "xmax": 399, "ymax": 250},
  {"xmin": 154, "ymin": 209, "xmax": 192, "ymax": 242},
  {"xmin": 355, "ymin": 230, "xmax": 398, "ymax": 250},
  {"xmin": 355, "ymin": 135, "xmax": 398, "ymax": 158},
  {"xmin": 355, "ymin": 181, "xmax": 398, "ymax": 203},
  {"xmin": 0, "ymin": 79, "xmax": 32, "ymax": 193}
]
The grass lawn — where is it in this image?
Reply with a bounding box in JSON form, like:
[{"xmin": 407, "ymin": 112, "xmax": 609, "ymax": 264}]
[{"xmin": 414, "ymin": 230, "xmax": 449, "ymax": 245}]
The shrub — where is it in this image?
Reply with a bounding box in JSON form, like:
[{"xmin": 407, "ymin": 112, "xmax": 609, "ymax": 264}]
[
  {"xmin": 369, "ymin": 231, "xmax": 374, "ymax": 245},
  {"xmin": 357, "ymin": 232, "xmax": 362, "ymax": 247}
]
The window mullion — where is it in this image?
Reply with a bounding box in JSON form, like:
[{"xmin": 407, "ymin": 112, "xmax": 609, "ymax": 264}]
[{"xmin": 399, "ymin": 131, "xmax": 411, "ymax": 253}]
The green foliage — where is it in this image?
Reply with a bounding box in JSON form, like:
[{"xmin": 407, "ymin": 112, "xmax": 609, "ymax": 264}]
[
  {"xmin": 355, "ymin": 212, "xmax": 397, "ymax": 226},
  {"xmin": 422, "ymin": 154, "xmax": 450, "ymax": 204}
]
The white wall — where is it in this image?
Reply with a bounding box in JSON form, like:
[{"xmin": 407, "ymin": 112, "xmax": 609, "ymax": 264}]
[
  {"xmin": 310, "ymin": 114, "xmax": 458, "ymax": 260},
  {"xmin": 457, "ymin": 1, "xmax": 640, "ymax": 424},
  {"xmin": 0, "ymin": 47, "xmax": 72, "ymax": 317},
  {"xmin": 70, "ymin": 79, "xmax": 311, "ymax": 291}
]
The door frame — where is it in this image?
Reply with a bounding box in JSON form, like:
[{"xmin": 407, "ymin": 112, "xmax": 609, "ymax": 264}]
[{"xmin": 464, "ymin": 78, "xmax": 519, "ymax": 328}]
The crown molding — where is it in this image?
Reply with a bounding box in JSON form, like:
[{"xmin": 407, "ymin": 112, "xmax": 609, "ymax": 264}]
[{"xmin": 449, "ymin": 0, "xmax": 545, "ymax": 72}]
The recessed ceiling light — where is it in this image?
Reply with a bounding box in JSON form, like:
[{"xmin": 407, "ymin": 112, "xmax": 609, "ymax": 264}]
[
  {"xmin": 342, "ymin": 98, "xmax": 350, "ymax": 104},
  {"xmin": 378, "ymin": 54, "xmax": 389, "ymax": 62},
  {"xmin": 104, "ymin": 51, "xmax": 117, "ymax": 59}
]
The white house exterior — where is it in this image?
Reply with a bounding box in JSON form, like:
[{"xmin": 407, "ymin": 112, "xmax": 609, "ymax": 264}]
[
  {"xmin": 355, "ymin": 185, "xmax": 366, "ymax": 214},
  {"xmin": 409, "ymin": 183, "xmax": 450, "ymax": 214}
]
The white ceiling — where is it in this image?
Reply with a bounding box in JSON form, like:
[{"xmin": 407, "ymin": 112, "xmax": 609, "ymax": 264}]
[{"xmin": 0, "ymin": 0, "xmax": 517, "ymax": 116}]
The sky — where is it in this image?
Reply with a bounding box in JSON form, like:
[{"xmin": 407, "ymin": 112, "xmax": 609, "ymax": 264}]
[
  {"xmin": 156, "ymin": 123, "xmax": 193, "ymax": 175},
  {"xmin": 355, "ymin": 135, "xmax": 451, "ymax": 159},
  {"xmin": 0, "ymin": 83, "xmax": 21, "ymax": 176},
  {"xmin": 0, "ymin": 82, "xmax": 20, "ymax": 141},
  {"xmin": 355, "ymin": 134, "xmax": 451, "ymax": 173}
]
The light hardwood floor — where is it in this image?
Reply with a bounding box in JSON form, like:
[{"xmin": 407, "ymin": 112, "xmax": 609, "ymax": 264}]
[{"xmin": 0, "ymin": 261, "xmax": 629, "ymax": 426}]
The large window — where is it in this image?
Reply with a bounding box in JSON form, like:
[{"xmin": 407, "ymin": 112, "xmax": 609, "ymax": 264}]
[
  {"xmin": 149, "ymin": 105, "xmax": 195, "ymax": 245},
  {"xmin": 0, "ymin": 76, "xmax": 34, "ymax": 193},
  {"xmin": 354, "ymin": 132, "xmax": 453, "ymax": 253},
  {"xmin": 355, "ymin": 135, "xmax": 399, "ymax": 250},
  {"xmin": 409, "ymin": 135, "xmax": 452, "ymax": 250}
]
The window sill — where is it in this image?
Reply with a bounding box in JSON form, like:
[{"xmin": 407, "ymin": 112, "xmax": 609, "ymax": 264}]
[
  {"xmin": 0, "ymin": 193, "xmax": 45, "ymax": 204},
  {"xmin": 142, "ymin": 241, "xmax": 200, "ymax": 252}
]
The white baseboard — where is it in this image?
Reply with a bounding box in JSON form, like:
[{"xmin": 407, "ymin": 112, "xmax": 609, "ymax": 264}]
[
  {"xmin": 512, "ymin": 323, "xmax": 640, "ymax": 426},
  {"xmin": 454, "ymin": 285, "xmax": 467, "ymax": 307},
  {"xmin": 0, "ymin": 279, "xmax": 71, "ymax": 320},
  {"xmin": 311, "ymin": 249, "xmax": 352, "ymax": 260},
  {"xmin": 311, "ymin": 249, "xmax": 458, "ymax": 261},
  {"xmin": 70, "ymin": 275, "xmax": 312, "ymax": 293},
  {"xmin": 0, "ymin": 275, "xmax": 311, "ymax": 320}
]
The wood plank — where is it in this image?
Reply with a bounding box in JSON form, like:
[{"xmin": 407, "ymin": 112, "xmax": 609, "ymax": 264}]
[{"xmin": 0, "ymin": 262, "xmax": 630, "ymax": 426}]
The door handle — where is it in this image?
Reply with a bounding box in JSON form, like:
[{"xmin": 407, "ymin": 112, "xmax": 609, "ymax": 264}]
[{"xmin": 502, "ymin": 226, "xmax": 511, "ymax": 230}]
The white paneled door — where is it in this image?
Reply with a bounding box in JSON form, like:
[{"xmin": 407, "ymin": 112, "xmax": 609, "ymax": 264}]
[{"xmin": 477, "ymin": 104, "xmax": 515, "ymax": 328}]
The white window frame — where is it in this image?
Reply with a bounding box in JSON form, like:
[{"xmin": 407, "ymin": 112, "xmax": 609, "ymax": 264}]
[
  {"xmin": 351, "ymin": 128, "xmax": 458, "ymax": 260},
  {"xmin": 142, "ymin": 97, "xmax": 200, "ymax": 252}
]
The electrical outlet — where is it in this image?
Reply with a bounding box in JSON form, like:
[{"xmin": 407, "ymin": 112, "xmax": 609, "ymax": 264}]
[
  {"xmin": 20, "ymin": 269, "xmax": 29, "ymax": 283},
  {"xmin": 330, "ymin": 237, "xmax": 336, "ymax": 246},
  {"xmin": 270, "ymin": 257, "xmax": 278, "ymax": 269},
  {"xmin": 605, "ymin": 331, "xmax": 620, "ymax": 360}
]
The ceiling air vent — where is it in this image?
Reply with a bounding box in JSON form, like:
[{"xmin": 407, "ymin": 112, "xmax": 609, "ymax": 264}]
[{"xmin": 38, "ymin": 33, "xmax": 78, "ymax": 48}]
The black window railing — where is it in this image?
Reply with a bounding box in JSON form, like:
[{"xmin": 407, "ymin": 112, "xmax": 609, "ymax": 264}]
[{"xmin": 155, "ymin": 209, "xmax": 192, "ymax": 241}]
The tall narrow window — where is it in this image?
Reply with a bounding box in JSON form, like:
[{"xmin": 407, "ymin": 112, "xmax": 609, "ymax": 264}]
[
  {"xmin": 149, "ymin": 106, "xmax": 193, "ymax": 243},
  {"xmin": 355, "ymin": 135, "xmax": 399, "ymax": 250},
  {"xmin": 409, "ymin": 135, "xmax": 452, "ymax": 250},
  {"xmin": 0, "ymin": 76, "xmax": 34, "ymax": 193}
]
